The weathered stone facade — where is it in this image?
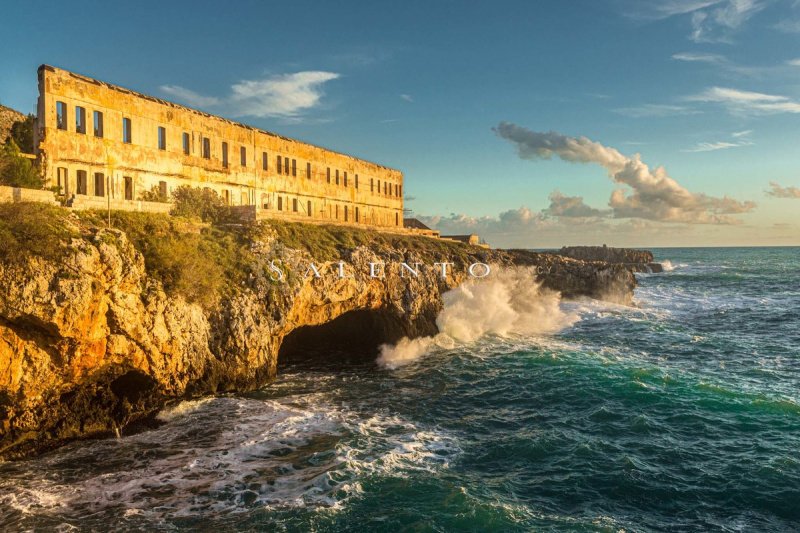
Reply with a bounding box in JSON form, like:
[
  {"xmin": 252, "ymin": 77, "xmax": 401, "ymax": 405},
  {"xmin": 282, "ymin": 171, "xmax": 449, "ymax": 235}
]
[{"xmin": 34, "ymin": 65, "xmax": 404, "ymax": 228}]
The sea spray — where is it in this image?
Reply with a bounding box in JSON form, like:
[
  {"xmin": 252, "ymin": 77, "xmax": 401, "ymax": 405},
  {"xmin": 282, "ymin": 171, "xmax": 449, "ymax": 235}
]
[{"xmin": 378, "ymin": 267, "xmax": 578, "ymax": 368}]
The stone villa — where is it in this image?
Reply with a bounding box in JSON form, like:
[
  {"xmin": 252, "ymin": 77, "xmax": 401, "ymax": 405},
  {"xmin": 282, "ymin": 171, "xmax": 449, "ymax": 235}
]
[{"xmin": 33, "ymin": 65, "xmax": 404, "ymax": 228}]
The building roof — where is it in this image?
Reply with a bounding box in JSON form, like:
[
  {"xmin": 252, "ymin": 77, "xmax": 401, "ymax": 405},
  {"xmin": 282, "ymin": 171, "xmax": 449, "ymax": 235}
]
[{"xmin": 403, "ymin": 218, "xmax": 433, "ymax": 230}]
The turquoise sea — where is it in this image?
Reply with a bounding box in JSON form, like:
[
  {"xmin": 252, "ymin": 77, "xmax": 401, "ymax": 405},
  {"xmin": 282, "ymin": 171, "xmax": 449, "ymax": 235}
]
[{"xmin": 1, "ymin": 247, "xmax": 799, "ymax": 531}]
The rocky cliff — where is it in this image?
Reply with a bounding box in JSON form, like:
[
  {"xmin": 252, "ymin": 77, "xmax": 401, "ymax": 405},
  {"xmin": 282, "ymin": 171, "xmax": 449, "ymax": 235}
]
[{"xmin": 0, "ymin": 204, "xmax": 637, "ymax": 459}]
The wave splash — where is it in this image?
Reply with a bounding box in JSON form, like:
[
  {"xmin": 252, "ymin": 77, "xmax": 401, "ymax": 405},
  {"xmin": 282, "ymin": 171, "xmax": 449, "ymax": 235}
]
[{"xmin": 378, "ymin": 267, "xmax": 578, "ymax": 369}]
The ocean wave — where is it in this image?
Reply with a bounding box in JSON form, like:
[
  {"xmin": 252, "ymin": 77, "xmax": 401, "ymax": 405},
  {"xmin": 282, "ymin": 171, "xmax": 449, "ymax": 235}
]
[
  {"xmin": 0, "ymin": 396, "xmax": 459, "ymax": 525},
  {"xmin": 378, "ymin": 267, "xmax": 579, "ymax": 369}
]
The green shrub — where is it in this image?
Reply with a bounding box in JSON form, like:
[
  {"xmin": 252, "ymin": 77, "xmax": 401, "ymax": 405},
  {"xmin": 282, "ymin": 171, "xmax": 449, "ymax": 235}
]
[
  {"xmin": 0, "ymin": 140, "xmax": 43, "ymax": 189},
  {"xmin": 0, "ymin": 202, "xmax": 76, "ymax": 264},
  {"xmin": 170, "ymin": 185, "xmax": 227, "ymax": 223},
  {"xmin": 83, "ymin": 210, "xmax": 250, "ymax": 310},
  {"xmin": 138, "ymin": 185, "xmax": 169, "ymax": 203}
]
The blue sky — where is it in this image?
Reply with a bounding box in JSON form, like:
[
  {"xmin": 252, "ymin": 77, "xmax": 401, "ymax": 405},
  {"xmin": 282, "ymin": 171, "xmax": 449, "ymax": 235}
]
[{"xmin": 2, "ymin": 0, "xmax": 799, "ymax": 246}]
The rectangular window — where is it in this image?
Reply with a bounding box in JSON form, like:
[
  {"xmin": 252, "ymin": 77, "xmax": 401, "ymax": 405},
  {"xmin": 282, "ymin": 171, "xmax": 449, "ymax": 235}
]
[
  {"xmin": 277, "ymin": 196, "xmax": 283, "ymax": 210},
  {"xmin": 356, "ymin": 206, "xmax": 359, "ymax": 222},
  {"xmin": 335, "ymin": 170, "xmax": 340, "ymax": 186},
  {"xmin": 202, "ymin": 137, "xmax": 210, "ymax": 159},
  {"xmin": 183, "ymin": 132, "xmax": 190, "ymax": 155},
  {"xmin": 335, "ymin": 205, "xmax": 339, "ymax": 220},
  {"xmin": 327, "ymin": 167, "xmax": 331, "ymax": 183},
  {"xmin": 307, "ymin": 200, "xmax": 312, "ymax": 216},
  {"xmin": 93, "ymin": 111, "xmax": 104, "ymax": 138},
  {"xmin": 75, "ymin": 106, "xmax": 86, "ymax": 134},
  {"xmin": 396, "ymin": 213, "xmax": 399, "ymax": 226},
  {"xmin": 240, "ymin": 146, "xmax": 247, "ymax": 166},
  {"xmin": 56, "ymin": 101, "xmax": 67, "ymax": 130},
  {"xmin": 122, "ymin": 117, "xmax": 132, "ymax": 144},
  {"xmin": 293, "ymin": 198, "xmax": 298, "ymax": 212},
  {"xmin": 76, "ymin": 170, "xmax": 87, "ymax": 194},
  {"xmin": 159, "ymin": 180, "xmax": 167, "ymax": 199},
  {"xmin": 284, "ymin": 157, "xmax": 290, "ymax": 175},
  {"xmin": 292, "ymin": 159, "xmax": 296, "ymax": 176},
  {"xmin": 377, "ymin": 180, "xmax": 381, "ymax": 195},
  {"xmin": 222, "ymin": 190, "xmax": 230, "ymax": 205},
  {"xmin": 355, "ymin": 174, "xmax": 359, "ymax": 189},
  {"xmin": 277, "ymin": 155, "xmax": 282, "ymax": 174},
  {"xmin": 306, "ymin": 162, "xmax": 311, "ymax": 179},
  {"xmin": 56, "ymin": 167, "xmax": 68, "ymax": 195},
  {"xmin": 262, "ymin": 152, "xmax": 268, "ymax": 171},
  {"xmin": 222, "ymin": 142, "xmax": 229, "ymax": 168},
  {"xmin": 124, "ymin": 176, "xmax": 133, "ymax": 200},
  {"xmin": 158, "ymin": 126, "xmax": 166, "ymax": 150},
  {"xmin": 94, "ymin": 172, "xmax": 104, "ymax": 197},
  {"xmin": 370, "ymin": 178, "xmax": 374, "ymax": 193},
  {"xmin": 344, "ymin": 172, "xmax": 348, "ymax": 187},
  {"xmin": 384, "ymin": 182, "xmax": 388, "ymax": 195},
  {"xmin": 344, "ymin": 205, "xmax": 349, "ymax": 222},
  {"xmin": 399, "ymin": 185, "xmax": 402, "ymax": 198}
]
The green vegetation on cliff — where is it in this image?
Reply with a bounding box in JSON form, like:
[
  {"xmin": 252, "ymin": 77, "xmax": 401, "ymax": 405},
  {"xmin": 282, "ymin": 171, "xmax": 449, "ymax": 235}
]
[{"xmin": 0, "ymin": 202, "xmax": 475, "ymax": 311}]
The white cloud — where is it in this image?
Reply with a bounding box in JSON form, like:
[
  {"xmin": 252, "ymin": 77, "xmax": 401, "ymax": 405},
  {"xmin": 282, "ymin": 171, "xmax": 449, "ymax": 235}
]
[
  {"xmin": 787, "ymin": 58, "xmax": 800, "ymax": 66},
  {"xmin": 544, "ymin": 191, "xmax": 610, "ymax": 218},
  {"xmin": 400, "ymin": 94, "xmax": 414, "ymax": 103},
  {"xmin": 688, "ymin": 86, "xmax": 800, "ymax": 114},
  {"xmin": 627, "ymin": 0, "xmax": 765, "ymax": 43},
  {"xmin": 690, "ymin": 0, "xmax": 766, "ymax": 42},
  {"xmin": 160, "ymin": 71, "xmax": 340, "ymax": 120},
  {"xmin": 732, "ymin": 129, "xmax": 753, "ymax": 137},
  {"xmin": 159, "ymin": 85, "xmax": 221, "ymax": 108},
  {"xmin": 672, "ymin": 52, "xmax": 728, "ymax": 63},
  {"xmin": 614, "ymin": 103, "xmax": 700, "ymax": 118},
  {"xmin": 766, "ymin": 181, "xmax": 800, "ymax": 198},
  {"xmin": 683, "ymin": 140, "xmax": 746, "ymax": 152},
  {"xmin": 775, "ymin": 19, "xmax": 800, "ymax": 32},
  {"xmin": 493, "ymin": 122, "xmax": 756, "ymax": 224}
]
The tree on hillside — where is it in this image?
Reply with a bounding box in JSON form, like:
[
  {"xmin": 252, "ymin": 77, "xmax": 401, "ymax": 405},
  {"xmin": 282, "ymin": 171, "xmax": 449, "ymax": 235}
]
[
  {"xmin": 0, "ymin": 139, "xmax": 43, "ymax": 189},
  {"xmin": 7, "ymin": 115, "xmax": 35, "ymax": 153},
  {"xmin": 170, "ymin": 185, "xmax": 227, "ymax": 223}
]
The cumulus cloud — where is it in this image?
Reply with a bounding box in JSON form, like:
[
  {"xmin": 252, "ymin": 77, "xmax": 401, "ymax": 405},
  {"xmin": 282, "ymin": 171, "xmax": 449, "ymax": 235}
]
[
  {"xmin": 544, "ymin": 191, "xmax": 610, "ymax": 218},
  {"xmin": 493, "ymin": 122, "xmax": 756, "ymax": 224},
  {"xmin": 160, "ymin": 71, "xmax": 340, "ymax": 120},
  {"xmin": 766, "ymin": 181, "xmax": 800, "ymax": 198},
  {"xmin": 688, "ymin": 86, "xmax": 800, "ymax": 114},
  {"xmin": 419, "ymin": 207, "xmax": 549, "ymax": 238}
]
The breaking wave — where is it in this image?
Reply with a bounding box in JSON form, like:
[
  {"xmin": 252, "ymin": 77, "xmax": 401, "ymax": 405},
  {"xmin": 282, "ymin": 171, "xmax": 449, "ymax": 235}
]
[{"xmin": 378, "ymin": 267, "xmax": 578, "ymax": 369}]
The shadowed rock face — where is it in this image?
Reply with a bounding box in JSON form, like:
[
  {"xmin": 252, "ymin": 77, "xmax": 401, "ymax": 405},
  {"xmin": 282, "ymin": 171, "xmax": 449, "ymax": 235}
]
[{"xmin": 0, "ymin": 224, "xmax": 638, "ymax": 459}]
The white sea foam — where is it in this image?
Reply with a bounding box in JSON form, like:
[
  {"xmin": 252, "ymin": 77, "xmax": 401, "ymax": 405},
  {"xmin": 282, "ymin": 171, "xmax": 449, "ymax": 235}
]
[
  {"xmin": 0, "ymin": 396, "xmax": 458, "ymax": 522},
  {"xmin": 377, "ymin": 267, "xmax": 579, "ymax": 369}
]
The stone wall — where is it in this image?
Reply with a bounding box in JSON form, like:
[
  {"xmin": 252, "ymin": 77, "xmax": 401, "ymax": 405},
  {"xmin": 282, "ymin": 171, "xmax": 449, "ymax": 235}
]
[
  {"xmin": 35, "ymin": 65, "xmax": 404, "ymax": 228},
  {"xmin": 0, "ymin": 185, "xmax": 57, "ymax": 205}
]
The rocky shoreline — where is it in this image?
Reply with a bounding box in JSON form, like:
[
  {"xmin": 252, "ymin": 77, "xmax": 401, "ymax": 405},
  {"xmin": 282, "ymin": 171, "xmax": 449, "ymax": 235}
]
[{"xmin": 0, "ymin": 206, "xmax": 656, "ymax": 460}]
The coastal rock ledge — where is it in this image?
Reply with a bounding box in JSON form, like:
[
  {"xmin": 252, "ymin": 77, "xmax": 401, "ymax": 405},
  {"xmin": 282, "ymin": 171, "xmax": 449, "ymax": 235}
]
[{"xmin": 0, "ymin": 205, "xmax": 639, "ymax": 459}]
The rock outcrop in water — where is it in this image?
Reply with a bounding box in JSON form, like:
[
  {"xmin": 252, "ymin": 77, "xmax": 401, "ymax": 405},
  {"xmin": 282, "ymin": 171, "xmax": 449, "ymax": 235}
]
[
  {"xmin": 0, "ymin": 205, "xmax": 638, "ymax": 459},
  {"xmin": 558, "ymin": 245, "xmax": 663, "ymax": 273}
]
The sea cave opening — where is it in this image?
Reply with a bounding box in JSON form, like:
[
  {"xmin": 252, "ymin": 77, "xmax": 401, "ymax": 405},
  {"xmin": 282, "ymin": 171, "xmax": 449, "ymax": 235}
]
[{"xmin": 277, "ymin": 308, "xmax": 410, "ymax": 369}]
